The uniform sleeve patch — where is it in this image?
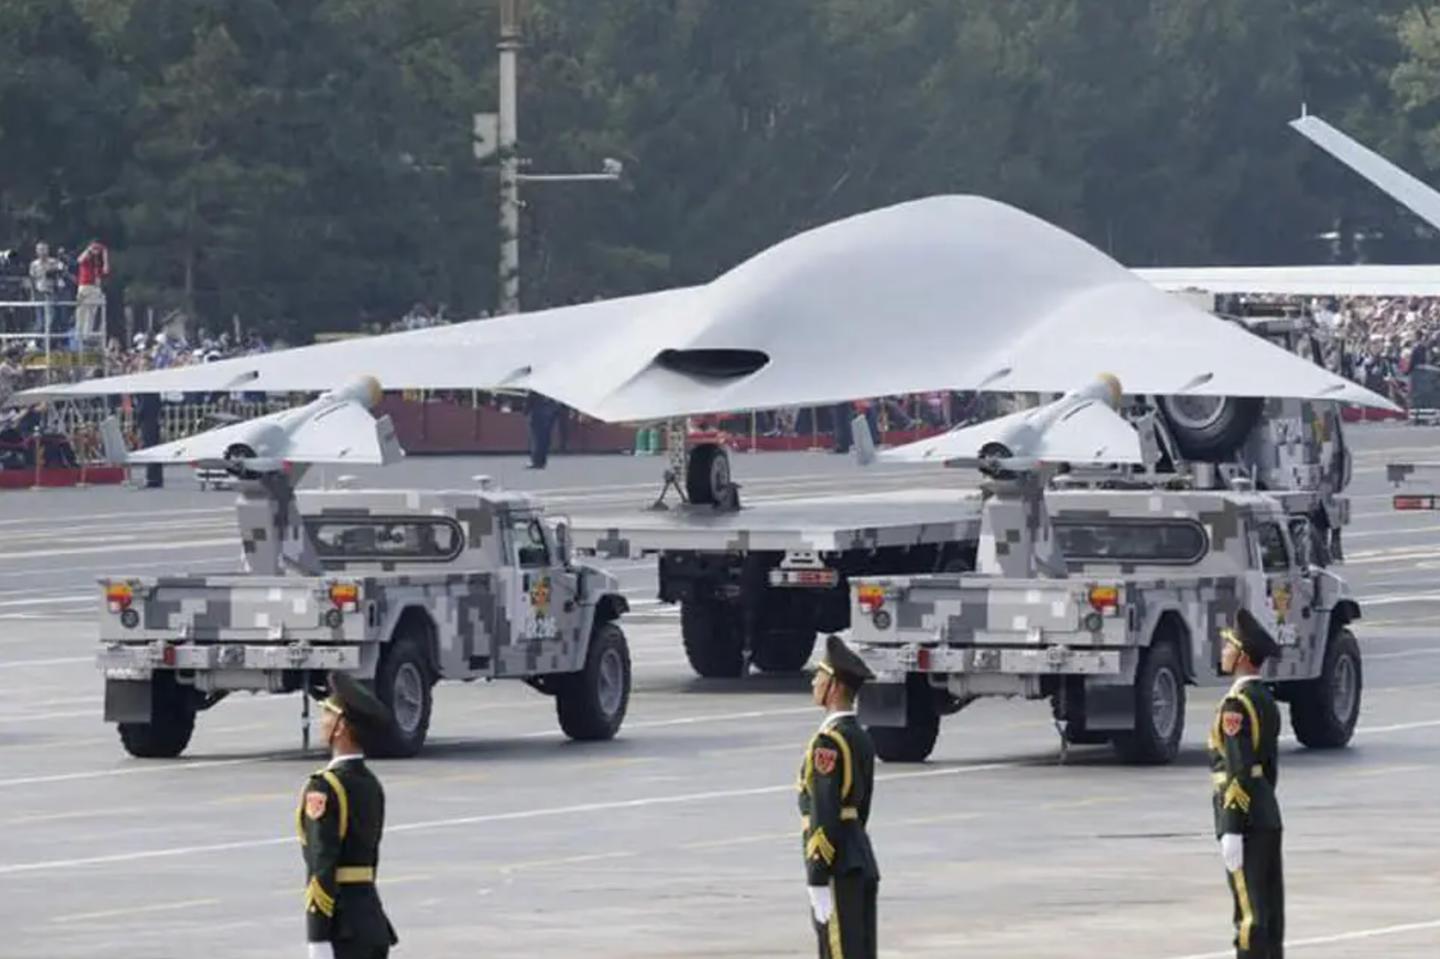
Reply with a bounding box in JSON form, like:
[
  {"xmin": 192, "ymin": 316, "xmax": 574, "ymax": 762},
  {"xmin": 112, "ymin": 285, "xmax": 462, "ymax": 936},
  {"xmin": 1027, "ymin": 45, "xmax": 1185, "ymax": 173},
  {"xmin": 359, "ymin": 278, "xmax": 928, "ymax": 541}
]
[
  {"xmin": 305, "ymin": 790, "xmax": 328, "ymax": 819},
  {"xmin": 1221, "ymin": 710, "xmax": 1245, "ymax": 738},
  {"xmin": 813, "ymin": 745, "xmax": 838, "ymax": 775}
]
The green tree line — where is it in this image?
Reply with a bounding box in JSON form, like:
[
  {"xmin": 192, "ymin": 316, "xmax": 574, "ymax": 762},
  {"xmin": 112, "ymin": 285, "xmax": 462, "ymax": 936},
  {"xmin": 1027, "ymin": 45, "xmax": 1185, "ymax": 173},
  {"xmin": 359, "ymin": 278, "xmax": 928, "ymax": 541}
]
[{"xmin": 4, "ymin": 0, "xmax": 1440, "ymax": 340}]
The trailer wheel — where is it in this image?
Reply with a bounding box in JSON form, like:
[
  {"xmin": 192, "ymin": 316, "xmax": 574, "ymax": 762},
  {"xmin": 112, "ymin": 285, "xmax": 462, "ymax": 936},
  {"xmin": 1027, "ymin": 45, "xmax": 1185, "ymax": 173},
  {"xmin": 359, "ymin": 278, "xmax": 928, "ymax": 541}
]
[
  {"xmin": 1288, "ymin": 626, "xmax": 1361, "ymax": 749},
  {"xmin": 369, "ymin": 634, "xmax": 434, "ymax": 759},
  {"xmin": 1111, "ymin": 639, "xmax": 1186, "ymax": 765},
  {"xmin": 117, "ymin": 672, "xmax": 198, "ymax": 759},
  {"xmin": 869, "ymin": 674, "xmax": 940, "ymax": 763},
  {"xmin": 685, "ymin": 443, "xmax": 730, "ymax": 505},
  {"xmin": 1157, "ymin": 395, "xmax": 1263, "ymax": 461},
  {"xmin": 681, "ymin": 600, "xmax": 744, "ymax": 678},
  {"xmin": 556, "ymin": 621, "xmax": 632, "ymax": 741},
  {"xmin": 752, "ymin": 628, "xmax": 816, "ymax": 673}
]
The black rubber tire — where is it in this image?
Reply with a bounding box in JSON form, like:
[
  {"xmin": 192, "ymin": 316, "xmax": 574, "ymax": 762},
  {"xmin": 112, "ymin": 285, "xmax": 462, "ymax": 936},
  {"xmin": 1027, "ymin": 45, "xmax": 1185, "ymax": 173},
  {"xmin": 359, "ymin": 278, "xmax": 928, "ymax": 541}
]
[
  {"xmin": 556, "ymin": 621, "xmax": 632, "ymax": 741},
  {"xmin": 1110, "ymin": 640, "xmax": 1187, "ymax": 765},
  {"xmin": 681, "ymin": 600, "xmax": 745, "ymax": 678},
  {"xmin": 1288, "ymin": 626, "xmax": 1362, "ymax": 749},
  {"xmin": 368, "ymin": 636, "xmax": 434, "ymax": 759},
  {"xmin": 685, "ymin": 443, "xmax": 730, "ymax": 504},
  {"xmin": 1157, "ymin": 395, "xmax": 1264, "ymax": 461},
  {"xmin": 751, "ymin": 628, "xmax": 816, "ymax": 673},
  {"xmin": 117, "ymin": 672, "xmax": 198, "ymax": 759},
  {"xmin": 870, "ymin": 674, "xmax": 941, "ymax": 763}
]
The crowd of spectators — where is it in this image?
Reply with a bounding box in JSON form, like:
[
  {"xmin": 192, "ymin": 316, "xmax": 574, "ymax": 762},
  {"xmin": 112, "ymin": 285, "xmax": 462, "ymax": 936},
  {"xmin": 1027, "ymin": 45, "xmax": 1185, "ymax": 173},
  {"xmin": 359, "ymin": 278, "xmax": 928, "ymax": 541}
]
[{"xmin": 1222, "ymin": 293, "xmax": 1438, "ymax": 406}]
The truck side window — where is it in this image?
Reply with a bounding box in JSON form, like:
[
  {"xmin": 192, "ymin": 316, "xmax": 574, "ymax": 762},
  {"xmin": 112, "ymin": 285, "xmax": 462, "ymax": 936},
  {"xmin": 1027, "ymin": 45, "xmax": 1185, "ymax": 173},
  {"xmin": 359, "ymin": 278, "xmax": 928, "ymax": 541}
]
[
  {"xmin": 1256, "ymin": 522, "xmax": 1290, "ymax": 572},
  {"xmin": 511, "ymin": 517, "xmax": 550, "ymax": 567}
]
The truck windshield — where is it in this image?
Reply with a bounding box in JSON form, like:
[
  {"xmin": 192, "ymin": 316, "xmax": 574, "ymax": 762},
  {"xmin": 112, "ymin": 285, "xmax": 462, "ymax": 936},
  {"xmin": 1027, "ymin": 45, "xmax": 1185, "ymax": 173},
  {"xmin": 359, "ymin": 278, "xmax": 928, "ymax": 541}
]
[
  {"xmin": 1054, "ymin": 519, "xmax": 1207, "ymax": 565},
  {"xmin": 305, "ymin": 517, "xmax": 464, "ymax": 561}
]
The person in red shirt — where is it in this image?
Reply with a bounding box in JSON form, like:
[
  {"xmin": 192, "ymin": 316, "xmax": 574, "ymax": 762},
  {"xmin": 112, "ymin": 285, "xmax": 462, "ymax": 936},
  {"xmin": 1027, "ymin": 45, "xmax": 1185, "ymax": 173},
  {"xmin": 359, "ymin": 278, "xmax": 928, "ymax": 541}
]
[{"xmin": 74, "ymin": 240, "xmax": 109, "ymax": 343}]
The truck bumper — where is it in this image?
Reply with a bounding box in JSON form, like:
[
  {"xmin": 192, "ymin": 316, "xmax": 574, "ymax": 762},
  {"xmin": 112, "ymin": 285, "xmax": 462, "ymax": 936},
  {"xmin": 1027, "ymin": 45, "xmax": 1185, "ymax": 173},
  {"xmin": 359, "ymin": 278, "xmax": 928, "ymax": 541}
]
[
  {"xmin": 856, "ymin": 642, "xmax": 1125, "ymax": 678},
  {"xmin": 98, "ymin": 640, "xmax": 362, "ymax": 677}
]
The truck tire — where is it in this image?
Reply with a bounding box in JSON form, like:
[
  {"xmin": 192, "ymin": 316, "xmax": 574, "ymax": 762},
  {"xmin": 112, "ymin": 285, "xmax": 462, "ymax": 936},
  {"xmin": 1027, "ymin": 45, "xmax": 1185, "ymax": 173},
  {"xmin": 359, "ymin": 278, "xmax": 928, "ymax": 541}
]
[
  {"xmin": 752, "ymin": 628, "xmax": 816, "ymax": 673},
  {"xmin": 681, "ymin": 600, "xmax": 744, "ymax": 678},
  {"xmin": 368, "ymin": 636, "xmax": 434, "ymax": 759},
  {"xmin": 117, "ymin": 672, "xmax": 197, "ymax": 759},
  {"xmin": 869, "ymin": 674, "xmax": 941, "ymax": 763},
  {"xmin": 1110, "ymin": 640, "xmax": 1186, "ymax": 765},
  {"xmin": 557, "ymin": 621, "xmax": 632, "ymax": 741},
  {"xmin": 1288, "ymin": 626, "xmax": 1361, "ymax": 749},
  {"xmin": 1156, "ymin": 395, "xmax": 1263, "ymax": 461}
]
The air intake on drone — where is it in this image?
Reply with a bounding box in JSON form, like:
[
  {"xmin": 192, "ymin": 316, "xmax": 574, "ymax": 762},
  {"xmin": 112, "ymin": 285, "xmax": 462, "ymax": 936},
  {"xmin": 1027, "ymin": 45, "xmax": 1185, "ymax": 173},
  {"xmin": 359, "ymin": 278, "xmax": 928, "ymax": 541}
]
[{"xmin": 652, "ymin": 348, "xmax": 770, "ymax": 380}]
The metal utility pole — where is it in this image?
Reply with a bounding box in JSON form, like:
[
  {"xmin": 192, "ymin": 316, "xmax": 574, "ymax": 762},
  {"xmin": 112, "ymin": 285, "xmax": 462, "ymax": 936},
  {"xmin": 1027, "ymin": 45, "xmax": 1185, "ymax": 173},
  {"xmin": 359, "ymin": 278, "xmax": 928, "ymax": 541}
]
[
  {"xmin": 497, "ymin": 0, "xmax": 522, "ymax": 315},
  {"xmin": 473, "ymin": 0, "xmax": 625, "ymax": 317}
]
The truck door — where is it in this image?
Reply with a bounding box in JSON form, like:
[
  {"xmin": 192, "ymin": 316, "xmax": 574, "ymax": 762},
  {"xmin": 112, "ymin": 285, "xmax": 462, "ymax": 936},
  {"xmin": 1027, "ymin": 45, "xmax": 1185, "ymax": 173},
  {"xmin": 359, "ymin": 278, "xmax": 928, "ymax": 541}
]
[
  {"xmin": 505, "ymin": 515, "xmax": 559, "ymax": 644},
  {"xmin": 1252, "ymin": 520, "xmax": 1301, "ymax": 647}
]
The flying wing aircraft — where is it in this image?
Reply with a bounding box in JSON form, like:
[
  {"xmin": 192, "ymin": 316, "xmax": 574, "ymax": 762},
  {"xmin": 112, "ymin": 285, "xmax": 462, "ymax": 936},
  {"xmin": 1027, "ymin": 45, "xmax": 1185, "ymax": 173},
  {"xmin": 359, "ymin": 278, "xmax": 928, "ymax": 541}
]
[
  {"xmin": 1135, "ymin": 109, "xmax": 1440, "ymax": 296},
  {"xmin": 16, "ymin": 194, "xmax": 1398, "ymax": 423}
]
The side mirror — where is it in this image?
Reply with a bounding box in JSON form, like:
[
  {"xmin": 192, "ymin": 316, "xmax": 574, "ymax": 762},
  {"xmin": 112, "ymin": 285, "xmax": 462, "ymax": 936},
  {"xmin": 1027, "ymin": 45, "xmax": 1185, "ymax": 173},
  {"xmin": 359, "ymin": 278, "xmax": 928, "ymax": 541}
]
[
  {"xmin": 554, "ymin": 521, "xmax": 572, "ymax": 566},
  {"xmin": 1288, "ymin": 518, "xmax": 1317, "ymax": 569}
]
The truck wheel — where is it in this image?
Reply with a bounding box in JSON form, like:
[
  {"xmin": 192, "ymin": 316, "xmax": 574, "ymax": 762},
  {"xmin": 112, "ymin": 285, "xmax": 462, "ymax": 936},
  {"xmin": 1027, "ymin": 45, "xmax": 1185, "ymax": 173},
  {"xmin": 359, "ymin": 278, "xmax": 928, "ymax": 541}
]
[
  {"xmin": 369, "ymin": 637, "xmax": 434, "ymax": 759},
  {"xmin": 117, "ymin": 672, "xmax": 198, "ymax": 759},
  {"xmin": 869, "ymin": 674, "xmax": 941, "ymax": 763},
  {"xmin": 681, "ymin": 600, "xmax": 744, "ymax": 678},
  {"xmin": 1288, "ymin": 626, "xmax": 1361, "ymax": 749},
  {"xmin": 752, "ymin": 628, "xmax": 816, "ymax": 673},
  {"xmin": 1111, "ymin": 640, "xmax": 1186, "ymax": 765},
  {"xmin": 557, "ymin": 621, "xmax": 632, "ymax": 741}
]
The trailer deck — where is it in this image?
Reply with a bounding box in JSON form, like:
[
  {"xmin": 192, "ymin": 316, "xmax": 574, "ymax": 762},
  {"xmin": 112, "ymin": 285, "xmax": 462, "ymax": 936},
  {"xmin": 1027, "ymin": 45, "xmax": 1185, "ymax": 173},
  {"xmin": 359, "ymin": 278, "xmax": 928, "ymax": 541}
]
[{"xmin": 566, "ymin": 486, "xmax": 985, "ymax": 556}]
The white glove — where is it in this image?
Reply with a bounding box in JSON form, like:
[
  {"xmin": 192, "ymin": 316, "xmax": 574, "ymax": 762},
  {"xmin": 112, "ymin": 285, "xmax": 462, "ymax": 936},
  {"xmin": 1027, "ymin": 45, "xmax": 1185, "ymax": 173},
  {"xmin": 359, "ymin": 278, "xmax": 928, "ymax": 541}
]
[
  {"xmin": 1220, "ymin": 833, "xmax": 1243, "ymax": 873},
  {"xmin": 307, "ymin": 943, "xmax": 335, "ymax": 959},
  {"xmin": 807, "ymin": 885, "xmax": 833, "ymax": 924}
]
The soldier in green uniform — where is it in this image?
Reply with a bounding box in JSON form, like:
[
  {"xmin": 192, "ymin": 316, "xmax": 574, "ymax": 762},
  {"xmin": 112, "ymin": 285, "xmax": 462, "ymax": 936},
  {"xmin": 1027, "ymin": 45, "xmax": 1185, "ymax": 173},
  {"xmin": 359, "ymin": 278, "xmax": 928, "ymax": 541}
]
[
  {"xmin": 798, "ymin": 634, "xmax": 880, "ymax": 959},
  {"xmin": 299, "ymin": 673, "xmax": 400, "ymax": 959},
  {"xmin": 1210, "ymin": 607, "xmax": 1284, "ymax": 959}
]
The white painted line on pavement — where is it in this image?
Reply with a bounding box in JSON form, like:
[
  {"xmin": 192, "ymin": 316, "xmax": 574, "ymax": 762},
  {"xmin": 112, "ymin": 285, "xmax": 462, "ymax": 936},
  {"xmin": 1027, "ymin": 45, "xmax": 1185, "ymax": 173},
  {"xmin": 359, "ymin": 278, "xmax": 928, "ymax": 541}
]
[
  {"xmin": 0, "ymin": 656, "xmax": 90, "ymax": 670},
  {"xmin": 0, "ymin": 703, "xmax": 821, "ymax": 788},
  {"xmin": 3, "ymin": 717, "xmax": 1440, "ymax": 876},
  {"xmin": 0, "ymin": 539, "xmax": 234, "ymax": 561},
  {"xmin": 1155, "ymin": 917, "xmax": 1440, "ymax": 958},
  {"xmin": 0, "ymin": 759, "xmax": 1020, "ymax": 876},
  {"xmin": 0, "ymin": 507, "xmax": 229, "ymax": 528},
  {"xmin": 1358, "ymin": 593, "xmax": 1440, "ymax": 606}
]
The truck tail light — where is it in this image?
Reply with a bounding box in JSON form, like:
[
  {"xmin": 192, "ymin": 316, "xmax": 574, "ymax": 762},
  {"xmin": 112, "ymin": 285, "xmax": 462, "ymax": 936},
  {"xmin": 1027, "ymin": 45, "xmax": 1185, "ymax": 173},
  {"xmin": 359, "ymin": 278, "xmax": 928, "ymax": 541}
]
[
  {"xmin": 105, "ymin": 583, "xmax": 133, "ymax": 612},
  {"xmin": 328, "ymin": 582, "xmax": 360, "ymax": 611},
  {"xmin": 857, "ymin": 585, "xmax": 885, "ymax": 613},
  {"xmin": 1088, "ymin": 585, "xmax": 1120, "ymax": 613}
]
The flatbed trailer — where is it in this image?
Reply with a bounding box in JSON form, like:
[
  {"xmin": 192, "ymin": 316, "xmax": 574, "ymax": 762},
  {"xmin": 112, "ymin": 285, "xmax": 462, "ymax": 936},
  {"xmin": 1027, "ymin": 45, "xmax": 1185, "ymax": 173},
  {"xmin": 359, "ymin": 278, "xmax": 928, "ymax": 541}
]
[{"xmin": 568, "ymin": 487, "xmax": 984, "ymax": 678}]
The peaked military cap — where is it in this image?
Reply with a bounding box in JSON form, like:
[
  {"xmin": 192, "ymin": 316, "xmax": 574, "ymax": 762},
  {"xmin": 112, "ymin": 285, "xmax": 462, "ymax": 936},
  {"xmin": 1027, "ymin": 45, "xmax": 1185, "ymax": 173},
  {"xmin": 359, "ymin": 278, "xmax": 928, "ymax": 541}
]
[
  {"xmin": 815, "ymin": 634, "xmax": 876, "ymax": 689},
  {"xmin": 320, "ymin": 672, "xmax": 393, "ymax": 728},
  {"xmin": 1222, "ymin": 607, "xmax": 1280, "ymax": 665}
]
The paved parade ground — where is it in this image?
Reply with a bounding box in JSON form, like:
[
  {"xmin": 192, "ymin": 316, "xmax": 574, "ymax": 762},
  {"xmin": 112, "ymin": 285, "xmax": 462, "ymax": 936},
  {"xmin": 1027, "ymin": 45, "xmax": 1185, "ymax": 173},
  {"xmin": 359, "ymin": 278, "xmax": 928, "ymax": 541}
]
[{"xmin": 0, "ymin": 429, "xmax": 1438, "ymax": 957}]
